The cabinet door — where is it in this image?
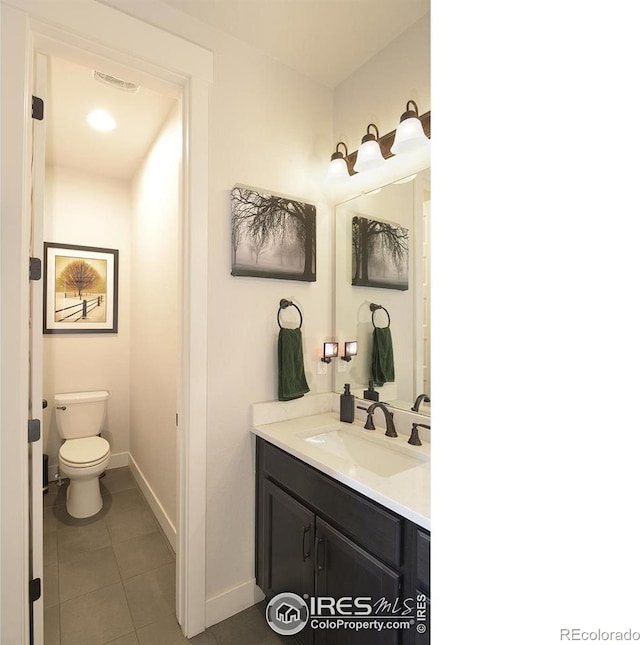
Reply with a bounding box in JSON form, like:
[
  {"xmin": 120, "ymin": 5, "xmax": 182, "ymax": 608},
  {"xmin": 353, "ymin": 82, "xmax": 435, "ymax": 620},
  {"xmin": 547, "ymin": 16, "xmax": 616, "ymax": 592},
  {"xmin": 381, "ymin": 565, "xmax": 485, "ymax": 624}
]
[
  {"xmin": 314, "ymin": 518, "xmax": 401, "ymax": 645},
  {"xmin": 416, "ymin": 530, "xmax": 430, "ymax": 596},
  {"xmin": 261, "ymin": 479, "xmax": 315, "ymax": 601}
]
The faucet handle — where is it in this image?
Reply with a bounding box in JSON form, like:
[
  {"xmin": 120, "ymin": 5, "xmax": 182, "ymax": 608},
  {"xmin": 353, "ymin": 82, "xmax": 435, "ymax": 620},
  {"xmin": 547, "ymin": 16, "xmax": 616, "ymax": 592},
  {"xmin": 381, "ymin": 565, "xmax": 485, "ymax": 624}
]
[
  {"xmin": 356, "ymin": 406, "xmax": 376, "ymax": 430},
  {"xmin": 408, "ymin": 422, "xmax": 429, "ymax": 446}
]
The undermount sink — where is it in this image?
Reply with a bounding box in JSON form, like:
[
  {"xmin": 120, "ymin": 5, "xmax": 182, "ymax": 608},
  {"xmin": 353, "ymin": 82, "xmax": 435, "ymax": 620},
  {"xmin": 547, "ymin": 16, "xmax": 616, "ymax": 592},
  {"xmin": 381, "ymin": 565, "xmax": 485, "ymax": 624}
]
[{"xmin": 301, "ymin": 428, "xmax": 426, "ymax": 477}]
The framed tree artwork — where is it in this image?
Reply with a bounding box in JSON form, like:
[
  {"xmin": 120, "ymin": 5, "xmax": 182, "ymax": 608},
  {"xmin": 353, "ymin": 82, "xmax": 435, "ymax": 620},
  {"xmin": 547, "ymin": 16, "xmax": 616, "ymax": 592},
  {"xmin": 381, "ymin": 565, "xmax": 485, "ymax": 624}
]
[
  {"xmin": 231, "ymin": 185, "xmax": 316, "ymax": 282},
  {"xmin": 352, "ymin": 216, "xmax": 409, "ymax": 291},
  {"xmin": 43, "ymin": 242, "xmax": 119, "ymax": 334}
]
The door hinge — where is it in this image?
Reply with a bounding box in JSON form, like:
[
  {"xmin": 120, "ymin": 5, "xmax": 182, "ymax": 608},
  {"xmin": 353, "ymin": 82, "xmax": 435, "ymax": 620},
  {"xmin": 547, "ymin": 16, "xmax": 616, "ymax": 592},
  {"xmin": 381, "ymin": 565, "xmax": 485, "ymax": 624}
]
[
  {"xmin": 28, "ymin": 419, "xmax": 41, "ymax": 443},
  {"xmin": 29, "ymin": 257, "xmax": 42, "ymax": 281},
  {"xmin": 29, "ymin": 578, "xmax": 41, "ymax": 603},
  {"xmin": 32, "ymin": 96, "xmax": 44, "ymax": 121},
  {"xmin": 176, "ymin": 413, "xmax": 179, "ymax": 426}
]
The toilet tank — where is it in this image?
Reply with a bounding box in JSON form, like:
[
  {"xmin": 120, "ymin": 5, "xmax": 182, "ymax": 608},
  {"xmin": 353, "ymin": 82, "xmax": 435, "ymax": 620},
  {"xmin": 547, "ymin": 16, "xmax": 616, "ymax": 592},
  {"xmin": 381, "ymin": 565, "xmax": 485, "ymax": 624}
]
[{"xmin": 54, "ymin": 390, "xmax": 109, "ymax": 440}]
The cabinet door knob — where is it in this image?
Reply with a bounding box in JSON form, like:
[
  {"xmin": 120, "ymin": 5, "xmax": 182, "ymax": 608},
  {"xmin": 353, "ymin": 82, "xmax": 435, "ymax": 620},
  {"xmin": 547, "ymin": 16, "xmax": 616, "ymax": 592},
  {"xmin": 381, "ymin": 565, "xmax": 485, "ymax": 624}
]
[{"xmin": 302, "ymin": 525, "xmax": 311, "ymax": 562}]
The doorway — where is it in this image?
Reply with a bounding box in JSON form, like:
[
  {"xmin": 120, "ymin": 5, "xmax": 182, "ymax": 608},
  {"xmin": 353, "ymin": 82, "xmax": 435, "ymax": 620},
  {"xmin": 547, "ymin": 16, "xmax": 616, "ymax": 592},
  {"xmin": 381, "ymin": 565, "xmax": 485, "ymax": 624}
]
[
  {"xmin": 41, "ymin": 52, "xmax": 181, "ymax": 643},
  {"xmin": 0, "ymin": 4, "xmax": 212, "ymax": 642}
]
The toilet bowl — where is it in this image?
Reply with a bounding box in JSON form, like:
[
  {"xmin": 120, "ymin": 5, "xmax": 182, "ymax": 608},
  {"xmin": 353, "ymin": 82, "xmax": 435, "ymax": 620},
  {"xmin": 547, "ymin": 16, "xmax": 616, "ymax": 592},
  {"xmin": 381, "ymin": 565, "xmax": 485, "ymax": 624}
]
[
  {"xmin": 54, "ymin": 390, "xmax": 110, "ymax": 519},
  {"xmin": 59, "ymin": 436, "xmax": 111, "ymax": 518}
]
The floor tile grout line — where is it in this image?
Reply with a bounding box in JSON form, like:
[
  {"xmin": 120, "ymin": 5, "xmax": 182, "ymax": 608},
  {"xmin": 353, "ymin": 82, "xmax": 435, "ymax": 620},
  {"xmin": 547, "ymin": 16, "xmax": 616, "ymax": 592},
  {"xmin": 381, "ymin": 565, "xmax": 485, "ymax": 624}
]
[
  {"xmin": 121, "ymin": 571, "xmax": 140, "ymax": 643},
  {"xmin": 55, "ymin": 517, "xmax": 61, "ymax": 645},
  {"xmin": 121, "ymin": 556, "xmax": 176, "ymax": 583},
  {"xmin": 108, "ymin": 478, "xmax": 142, "ymax": 641},
  {"xmin": 46, "ymin": 467, "xmax": 177, "ymax": 645}
]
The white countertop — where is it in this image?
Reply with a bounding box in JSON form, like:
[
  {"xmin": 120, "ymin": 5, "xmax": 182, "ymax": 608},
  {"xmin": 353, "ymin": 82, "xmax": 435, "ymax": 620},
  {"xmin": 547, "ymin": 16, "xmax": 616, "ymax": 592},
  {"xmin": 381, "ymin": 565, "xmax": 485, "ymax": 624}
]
[{"xmin": 251, "ymin": 411, "xmax": 430, "ymax": 531}]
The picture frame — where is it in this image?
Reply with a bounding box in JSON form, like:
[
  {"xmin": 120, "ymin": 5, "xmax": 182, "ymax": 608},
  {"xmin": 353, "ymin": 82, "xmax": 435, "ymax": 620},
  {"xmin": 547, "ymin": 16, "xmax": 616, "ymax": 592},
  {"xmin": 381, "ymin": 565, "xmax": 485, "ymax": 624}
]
[
  {"xmin": 351, "ymin": 216, "xmax": 409, "ymax": 291},
  {"xmin": 43, "ymin": 242, "xmax": 119, "ymax": 334},
  {"xmin": 231, "ymin": 184, "xmax": 316, "ymax": 282}
]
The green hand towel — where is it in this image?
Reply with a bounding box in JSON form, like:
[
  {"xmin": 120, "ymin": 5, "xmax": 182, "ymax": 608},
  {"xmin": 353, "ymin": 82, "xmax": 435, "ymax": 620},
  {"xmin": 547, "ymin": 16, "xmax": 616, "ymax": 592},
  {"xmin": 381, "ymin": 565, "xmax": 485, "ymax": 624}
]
[
  {"xmin": 371, "ymin": 326, "xmax": 395, "ymax": 386},
  {"xmin": 278, "ymin": 328, "xmax": 310, "ymax": 401}
]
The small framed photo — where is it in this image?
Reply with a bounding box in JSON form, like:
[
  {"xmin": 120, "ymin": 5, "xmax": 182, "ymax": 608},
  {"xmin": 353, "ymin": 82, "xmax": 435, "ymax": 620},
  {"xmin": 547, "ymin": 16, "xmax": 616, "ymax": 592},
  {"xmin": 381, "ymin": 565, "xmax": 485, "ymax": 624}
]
[{"xmin": 43, "ymin": 242, "xmax": 119, "ymax": 334}]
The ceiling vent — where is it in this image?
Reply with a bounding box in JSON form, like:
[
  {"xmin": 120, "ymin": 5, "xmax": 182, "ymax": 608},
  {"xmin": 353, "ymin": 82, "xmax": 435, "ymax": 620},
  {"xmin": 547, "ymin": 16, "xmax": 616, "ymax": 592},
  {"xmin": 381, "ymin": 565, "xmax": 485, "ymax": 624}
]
[{"xmin": 92, "ymin": 70, "xmax": 140, "ymax": 93}]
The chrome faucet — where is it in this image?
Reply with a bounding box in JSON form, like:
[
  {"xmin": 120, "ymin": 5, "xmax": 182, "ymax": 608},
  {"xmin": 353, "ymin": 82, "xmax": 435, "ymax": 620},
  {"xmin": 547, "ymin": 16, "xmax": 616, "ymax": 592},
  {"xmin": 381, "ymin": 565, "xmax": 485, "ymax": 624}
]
[
  {"xmin": 411, "ymin": 393, "xmax": 430, "ymax": 412},
  {"xmin": 363, "ymin": 402, "xmax": 398, "ymax": 438}
]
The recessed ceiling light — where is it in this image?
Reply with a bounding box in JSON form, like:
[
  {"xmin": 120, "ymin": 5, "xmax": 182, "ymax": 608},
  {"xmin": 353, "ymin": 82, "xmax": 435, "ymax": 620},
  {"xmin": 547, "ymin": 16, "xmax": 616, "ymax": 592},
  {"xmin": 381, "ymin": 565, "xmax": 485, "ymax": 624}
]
[{"xmin": 86, "ymin": 109, "xmax": 116, "ymax": 131}]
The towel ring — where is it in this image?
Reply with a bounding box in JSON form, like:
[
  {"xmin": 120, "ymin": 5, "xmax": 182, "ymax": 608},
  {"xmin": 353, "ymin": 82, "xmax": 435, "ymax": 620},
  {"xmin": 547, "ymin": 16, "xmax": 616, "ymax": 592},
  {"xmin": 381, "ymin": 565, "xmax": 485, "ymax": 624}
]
[
  {"xmin": 278, "ymin": 299, "xmax": 303, "ymax": 329},
  {"xmin": 370, "ymin": 303, "xmax": 391, "ymax": 328}
]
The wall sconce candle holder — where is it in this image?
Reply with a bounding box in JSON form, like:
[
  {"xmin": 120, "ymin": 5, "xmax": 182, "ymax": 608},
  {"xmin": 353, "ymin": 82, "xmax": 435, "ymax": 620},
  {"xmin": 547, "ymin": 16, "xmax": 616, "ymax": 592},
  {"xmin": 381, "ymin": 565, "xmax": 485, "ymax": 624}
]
[
  {"xmin": 341, "ymin": 341, "xmax": 358, "ymax": 362},
  {"xmin": 321, "ymin": 341, "xmax": 339, "ymax": 364}
]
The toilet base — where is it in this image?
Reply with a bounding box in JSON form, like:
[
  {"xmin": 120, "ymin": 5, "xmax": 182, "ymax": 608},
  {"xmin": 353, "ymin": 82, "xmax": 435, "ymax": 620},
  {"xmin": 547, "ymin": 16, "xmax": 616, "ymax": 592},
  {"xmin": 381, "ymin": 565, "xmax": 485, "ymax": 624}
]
[{"xmin": 66, "ymin": 476, "xmax": 103, "ymax": 519}]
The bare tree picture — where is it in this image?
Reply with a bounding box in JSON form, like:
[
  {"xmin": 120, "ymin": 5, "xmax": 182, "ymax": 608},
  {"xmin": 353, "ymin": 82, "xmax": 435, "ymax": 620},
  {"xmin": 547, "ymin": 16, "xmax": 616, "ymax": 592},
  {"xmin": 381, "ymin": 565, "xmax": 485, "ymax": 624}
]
[
  {"xmin": 231, "ymin": 185, "xmax": 316, "ymax": 282},
  {"xmin": 57, "ymin": 259, "xmax": 103, "ymax": 298},
  {"xmin": 352, "ymin": 216, "xmax": 409, "ymax": 290},
  {"xmin": 44, "ymin": 243, "xmax": 119, "ymax": 333}
]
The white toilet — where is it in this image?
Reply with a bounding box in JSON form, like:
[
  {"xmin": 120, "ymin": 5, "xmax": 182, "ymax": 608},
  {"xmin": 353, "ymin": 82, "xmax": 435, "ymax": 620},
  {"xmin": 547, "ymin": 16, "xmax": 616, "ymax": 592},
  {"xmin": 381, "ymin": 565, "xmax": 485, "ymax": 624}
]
[{"xmin": 54, "ymin": 390, "xmax": 111, "ymax": 519}]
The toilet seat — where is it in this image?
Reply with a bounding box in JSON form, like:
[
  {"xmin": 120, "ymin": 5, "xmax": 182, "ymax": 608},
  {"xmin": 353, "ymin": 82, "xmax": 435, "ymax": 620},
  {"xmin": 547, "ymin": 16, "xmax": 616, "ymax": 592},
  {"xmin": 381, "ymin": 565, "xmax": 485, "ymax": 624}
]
[{"xmin": 59, "ymin": 437, "xmax": 110, "ymax": 468}]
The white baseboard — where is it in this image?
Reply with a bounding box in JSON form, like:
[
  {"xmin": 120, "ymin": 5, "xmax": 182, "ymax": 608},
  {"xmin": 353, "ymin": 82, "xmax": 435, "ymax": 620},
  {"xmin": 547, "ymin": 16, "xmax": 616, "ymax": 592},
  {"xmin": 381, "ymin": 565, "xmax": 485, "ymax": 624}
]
[
  {"xmin": 205, "ymin": 579, "xmax": 265, "ymax": 627},
  {"xmin": 47, "ymin": 450, "xmax": 129, "ymax": 483},
  {"xmin": 109, "ymin": 451, "xmax": 130, "ymax": 470},
  {"xmin": 128, "ymin": 452, "xmax": 177, "ymax": 552}
]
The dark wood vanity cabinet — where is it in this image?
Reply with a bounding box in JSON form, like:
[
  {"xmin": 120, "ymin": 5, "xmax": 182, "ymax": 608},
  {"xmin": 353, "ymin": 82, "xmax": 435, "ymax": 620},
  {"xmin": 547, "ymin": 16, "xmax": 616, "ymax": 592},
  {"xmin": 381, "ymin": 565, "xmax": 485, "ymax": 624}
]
[{"xmin": 255, "ymin": 437, "xmax": 430, "ymax": 645}]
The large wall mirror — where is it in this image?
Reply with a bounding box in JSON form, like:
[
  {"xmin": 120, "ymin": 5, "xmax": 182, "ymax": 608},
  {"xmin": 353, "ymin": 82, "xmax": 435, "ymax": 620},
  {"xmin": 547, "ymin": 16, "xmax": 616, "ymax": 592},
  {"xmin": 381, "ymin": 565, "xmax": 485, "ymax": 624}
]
[{"xmin": 333, "ymin": 168, "xmax": 430, "ymax": 415}]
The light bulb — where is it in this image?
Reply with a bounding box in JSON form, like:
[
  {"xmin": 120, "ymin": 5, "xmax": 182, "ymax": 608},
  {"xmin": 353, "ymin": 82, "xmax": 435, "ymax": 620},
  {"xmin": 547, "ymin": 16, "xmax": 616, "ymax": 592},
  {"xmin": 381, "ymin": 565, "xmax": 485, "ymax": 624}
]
[{"xmin": 86, "ymin": 109, "xmax": 116, "ymax": 131}]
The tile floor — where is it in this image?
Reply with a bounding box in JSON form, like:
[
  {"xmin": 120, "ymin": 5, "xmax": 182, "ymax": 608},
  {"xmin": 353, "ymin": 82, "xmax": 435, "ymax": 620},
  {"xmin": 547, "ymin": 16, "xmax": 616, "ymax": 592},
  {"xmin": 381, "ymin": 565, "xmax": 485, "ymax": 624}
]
[{"xmin": 43, "ymin": 466, "xmax": 289, "ymax": 645}]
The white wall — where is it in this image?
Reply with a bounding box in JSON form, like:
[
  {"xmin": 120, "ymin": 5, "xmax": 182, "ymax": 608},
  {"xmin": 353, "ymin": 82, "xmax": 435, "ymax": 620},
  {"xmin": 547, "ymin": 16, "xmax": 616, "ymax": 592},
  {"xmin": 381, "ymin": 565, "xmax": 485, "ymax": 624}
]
[
  {"xmin": 42, "ymin": 165, "xmax": 132, "ymax": 469},
  {"xmin": 205, "ymin": 31, "xmax": 334, "ymax": 617},
  {"xmin": 333, "ymin": 13, "xmax": 430, "ymax": 148},
  {"xmin": 130, "ymin": 104, "xmax": 180, "ymax": 531},
  {"xmin": 97, "ymin": 0, "xmax": 336, "ymax": 616}
]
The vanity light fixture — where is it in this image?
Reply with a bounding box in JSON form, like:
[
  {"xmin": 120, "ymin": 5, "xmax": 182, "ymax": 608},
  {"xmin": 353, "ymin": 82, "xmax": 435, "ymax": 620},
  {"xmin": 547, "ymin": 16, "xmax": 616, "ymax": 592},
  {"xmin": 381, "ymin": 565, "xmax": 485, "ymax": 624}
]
[
  {"xmin": 326, "ymin": 106, "xmax": 430, "ymax": 183},
  {"xmin": 325, "ymin": 142, "xmax": 351, "ymax": 183},
  {"xmin": 353, "ymin": 123, "xmax": 385, "ymax": 173},
  {"xmin": 341, "ymin": 341, "xmax": 358, "ymax": 362},
  {"xmin": 321, "ymin": 341, "xmax": 339, "ymax": 364},
  {"xmin": 390, "ymin": 100, "xmax": 430, "ymax": 155}
]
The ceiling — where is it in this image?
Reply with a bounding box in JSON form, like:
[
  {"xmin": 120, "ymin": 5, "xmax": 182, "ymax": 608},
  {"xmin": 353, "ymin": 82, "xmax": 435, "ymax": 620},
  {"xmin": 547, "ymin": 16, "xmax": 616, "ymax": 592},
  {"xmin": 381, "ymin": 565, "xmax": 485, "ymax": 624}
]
[
  {"xmin": 47, "ymin": 1, "xmax": 428, "ymax": 179},
  {"xmin": 46, "ymin": 56, "xmax": 176, "ymax": 180},
  {"xmin": 161, "ymin": 0, "xmax": 429, "ymax": 88}
]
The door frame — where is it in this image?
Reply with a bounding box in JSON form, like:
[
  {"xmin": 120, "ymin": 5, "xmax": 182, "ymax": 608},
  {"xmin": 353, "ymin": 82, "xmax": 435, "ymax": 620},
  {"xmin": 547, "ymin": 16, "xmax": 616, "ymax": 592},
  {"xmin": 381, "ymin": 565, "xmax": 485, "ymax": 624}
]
[{"xmin": 0, "ymin": 1, "xmax": 212, "ymax": 640}]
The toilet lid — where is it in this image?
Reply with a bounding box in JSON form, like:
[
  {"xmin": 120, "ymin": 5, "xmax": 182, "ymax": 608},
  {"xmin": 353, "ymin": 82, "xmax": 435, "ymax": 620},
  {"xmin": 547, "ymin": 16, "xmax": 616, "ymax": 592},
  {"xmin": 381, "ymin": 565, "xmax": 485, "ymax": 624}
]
[{"xmin": 59, "ymin": 437, "xmax": 110, "ymax": 465}]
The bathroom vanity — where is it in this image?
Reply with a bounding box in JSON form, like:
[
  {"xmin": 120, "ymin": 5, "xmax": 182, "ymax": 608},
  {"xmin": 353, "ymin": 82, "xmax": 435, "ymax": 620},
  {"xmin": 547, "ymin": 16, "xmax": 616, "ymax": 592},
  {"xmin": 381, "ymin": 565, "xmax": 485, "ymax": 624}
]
[{"xmin": 252, "ymin": 399, "xmax": 430, "ymax": 645}]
